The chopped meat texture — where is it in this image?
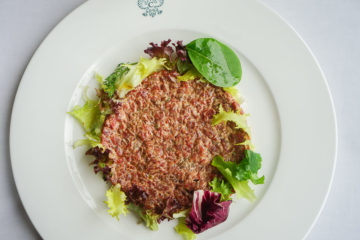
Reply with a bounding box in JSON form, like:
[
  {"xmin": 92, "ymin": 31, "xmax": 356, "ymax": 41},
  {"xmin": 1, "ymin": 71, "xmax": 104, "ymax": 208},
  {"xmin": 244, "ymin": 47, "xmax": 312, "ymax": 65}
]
[{"xmin": 99, "ymin": 70, "xmax": 248, "ymax": 219}]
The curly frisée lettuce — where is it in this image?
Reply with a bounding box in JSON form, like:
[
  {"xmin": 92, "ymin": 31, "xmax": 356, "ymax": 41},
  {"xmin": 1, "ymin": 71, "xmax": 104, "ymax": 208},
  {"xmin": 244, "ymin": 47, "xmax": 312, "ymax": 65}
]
[
  {"xmin": 104, "ymin": 185, "xmax": 159, "ymax": 230},
  {"xmin": 101, "ymin": 64, "xmax": 129, "ymax": 98},
  {"xmin": 239, "ymin": 150, "xmax": 265, "ymax": 184},
  {"xmin": 72, "ymin": 136, "xmax": 102, "ymax": 149},
  {"xmin": 212, "ymin": 105, "xmax": 250, "ymax": 135},
  {"xmin": 172, "ymin": 209, "xmax": 190, "ymax": 219},
  {"xmin": 68, "ymin": 91, "xmax": 109, "ymax": 149},
  {"xmin": 118, "ymin": 57, "xmax": 166, "ymax": 96},
  {"xmin": 236, "ymin": 139, "xmax": 255, "ymax": 150},
  {"xmin": 209, "ymin": 177, "xmax": 233, "ymax": 201},
  {"xmin": 177, "ymin": 66, "xmax": 204, "ymax": 82},
  {"xmin": 211, "ymin": 152, "xmax": 264, "ymax": 202},
  {"xmin": 102, "ymin": 57, "xmax": 166, "ymax": 98},
  {"xmin": 223, "ymin": 86, "xmax": 244, "ymax": 104},
  {"xmin": 104, "ymin": 184, "xmax": 128, "ymax": 220},
  {"xmin": 175, "ymin": 218, "xmax": 196, "ymax": 240},
  {"xmin": 212, "ymin": 156, "xmax": 255, "ymax": 202},
  {"xmin": 128, "ymin": 204, "xmax": 159, "ymax": 231}
]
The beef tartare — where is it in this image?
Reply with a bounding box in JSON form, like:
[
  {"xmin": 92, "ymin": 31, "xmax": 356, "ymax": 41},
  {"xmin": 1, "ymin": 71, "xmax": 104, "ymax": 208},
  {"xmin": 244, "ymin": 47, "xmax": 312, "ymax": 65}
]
[
  {"xmin": 70, "ymin": 38, "xmax": 264, "ymax": 239},
  {"xmin": 96, "ymin": 69, "xmax": 248, "ymax": 218}
]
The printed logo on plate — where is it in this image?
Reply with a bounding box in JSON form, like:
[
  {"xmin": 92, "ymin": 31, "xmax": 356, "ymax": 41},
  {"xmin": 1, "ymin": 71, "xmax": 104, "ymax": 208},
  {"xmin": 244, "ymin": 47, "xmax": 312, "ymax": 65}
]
[{"xmin": 138, "ymin": 0, "xmax": 164, "ymax": 17}]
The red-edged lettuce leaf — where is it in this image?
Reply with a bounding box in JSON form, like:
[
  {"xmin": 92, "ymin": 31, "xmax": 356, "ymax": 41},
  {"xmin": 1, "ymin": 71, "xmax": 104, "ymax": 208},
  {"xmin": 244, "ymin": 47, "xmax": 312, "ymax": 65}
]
[
  {"xmin": 174, "ymin": 40, "xmax": 192, "ymax": 74},
  {"xmin": 174, "ymin": 40, "xmax": 187, "ymax": 61},
  {"xmin": 144, "ymin": 39, "xmax": 193, "ymax": 74},
  {"xmin": 186, "ymin": 190, "xmax": 231, "ymax": 233},
  {"xmin": 144, "ymin": 39, "xmax": 174, "ymax": 62}
]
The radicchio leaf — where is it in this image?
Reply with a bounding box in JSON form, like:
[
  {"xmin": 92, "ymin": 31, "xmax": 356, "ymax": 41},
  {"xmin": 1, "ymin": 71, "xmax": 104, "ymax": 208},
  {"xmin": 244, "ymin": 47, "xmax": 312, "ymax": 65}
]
[{"xmin": 186, "ymin": 190, "xmax": 232, "ymax": 233}]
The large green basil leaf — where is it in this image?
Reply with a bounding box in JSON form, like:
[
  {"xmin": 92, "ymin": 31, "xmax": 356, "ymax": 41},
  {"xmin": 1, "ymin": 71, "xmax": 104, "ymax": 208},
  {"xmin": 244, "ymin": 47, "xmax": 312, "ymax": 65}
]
[{"xmin": 186, "ymin": 38, "xmax": 242, "ymax": 87}]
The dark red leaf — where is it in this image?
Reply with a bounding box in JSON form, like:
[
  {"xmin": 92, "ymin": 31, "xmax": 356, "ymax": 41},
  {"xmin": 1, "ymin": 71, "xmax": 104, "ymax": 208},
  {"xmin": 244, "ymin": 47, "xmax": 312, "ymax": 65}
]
[
  {"xmin": 144, "ymin": 39, "xmax": 174, "ymax": 61},
  {"xmin": 173, "ymin": 40, "xmax": 188, "ymax": 61},
  {"xmin": 186, "ymin": 190, "xmax": 232, "ymax": 233}
]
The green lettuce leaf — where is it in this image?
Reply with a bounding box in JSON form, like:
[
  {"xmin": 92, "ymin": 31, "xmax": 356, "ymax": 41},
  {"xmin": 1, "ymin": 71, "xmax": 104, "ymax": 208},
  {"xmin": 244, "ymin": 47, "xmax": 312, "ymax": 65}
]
[
  {"xmin": 223, "ymin": 86, "xmax": 244, "ymax": 104},
  {"xmin": 117, "ymin": 57, "xmax": 166, "ymax": 97},
  {"xmin": 128, "ymin": 204, "xmax": 159, "ymax": 231},
  {"xmin": 212, "ymin": 105, "xmax": 250, "ymax": 135},
  {"xmin": 240, "ymin": 150, "xmax": 265, "ymax": 185},
  {"xmin": 95, "ymin": 72, "xmax": 103, "ymax": 84},
  {"xmin": 69, "ymin": 98, "xmax": 101, "ymax": 134},
  {"xmin": 101, "ymin": 64, "xmax": 129, "ymax": 98},
  {"xmin": 176, "ymin": 59, "xmax": 192, "ymax": 74},
  {"xmin": 209, "ymin": 177, "xmax": 233, "ymax": 201},
  {"xmin": 227, "ymin": 178, "xmax": 255, "ymax": 202},
  {"xmin": 68, "ymin": 90, "xmax": 110, "ymax": 149},
  {"xmin": 177, "ymin": 66, "xmax": 203, "ymax": 82},
  {"xmin": 211, "ymin": 152, "xmax": 264, "ymax": 202},
  {"xmin": 172, "ymin": 209, "xmax": 190, "ymax": 219},
  {"xmin": 104, "ymin": 184, "xmax": 128, "ymax": 220},
  {"xmin": 235, "ymin": 139, "xmax": 255, "ymax": 150},
  {"xmin": 174, "ymin": 218, "xmax": 196, "ymax": 240},
  {"xmin": 100, "ymin": 57, "xmax": 166, "ymax": 98},
  {"xmin": 72, "ymin": 138, "xmax": 103, "ymax": 149}
]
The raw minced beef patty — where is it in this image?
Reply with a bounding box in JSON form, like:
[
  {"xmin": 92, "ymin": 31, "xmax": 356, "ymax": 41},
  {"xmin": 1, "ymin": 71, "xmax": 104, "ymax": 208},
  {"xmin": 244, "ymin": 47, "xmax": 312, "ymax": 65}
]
[{"xmin": 90, "ymin": 70, "xmax": 248, "ymax": 219}]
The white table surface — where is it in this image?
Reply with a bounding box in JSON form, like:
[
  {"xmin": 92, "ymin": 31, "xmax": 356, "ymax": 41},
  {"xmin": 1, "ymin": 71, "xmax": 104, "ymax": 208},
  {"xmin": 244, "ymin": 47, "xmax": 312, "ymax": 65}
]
[{"xmin": 1, "ymin": 0, "xmax": 359, "ymax": 239}]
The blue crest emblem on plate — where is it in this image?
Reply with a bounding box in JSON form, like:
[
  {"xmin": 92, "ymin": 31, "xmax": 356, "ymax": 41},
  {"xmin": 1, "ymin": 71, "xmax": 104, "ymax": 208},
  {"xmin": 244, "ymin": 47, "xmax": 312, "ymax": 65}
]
[{"xmin": 138, "ymin": 0, "xmax": 164, "ymax": 17}]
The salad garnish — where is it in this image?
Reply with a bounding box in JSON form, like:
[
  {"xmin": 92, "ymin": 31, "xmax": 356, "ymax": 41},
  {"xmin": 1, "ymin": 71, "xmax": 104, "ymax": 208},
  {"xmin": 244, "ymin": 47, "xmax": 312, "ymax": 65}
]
[
  {"xmin": 69, "ymin": 38, "xmax": 264, "ymax": 240},
  {"xmin": 186, "ymin": 190, "xmax": 232, "ymax": 234},
  {"xmin": 186, "ymin": 38, "xmax": 242, "ymax": 87}
]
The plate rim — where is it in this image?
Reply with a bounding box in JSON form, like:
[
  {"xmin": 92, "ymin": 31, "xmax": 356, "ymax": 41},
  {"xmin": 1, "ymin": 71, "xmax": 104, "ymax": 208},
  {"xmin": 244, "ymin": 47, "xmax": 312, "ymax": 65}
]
[
  {"xmin": 259, "ymin": 2, "xmax": 338, "ymax": 238},
  {"xmin": 268, "ymin": 6, "xmax": 337, "ymax": 239}
]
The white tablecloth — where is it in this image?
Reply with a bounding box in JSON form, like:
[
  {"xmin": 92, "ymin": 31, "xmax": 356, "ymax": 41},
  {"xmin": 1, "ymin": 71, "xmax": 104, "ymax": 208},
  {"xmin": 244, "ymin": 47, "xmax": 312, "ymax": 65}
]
[{"xmin": 1, "ymin": 0, "xmax": 359, "ymax": 239}]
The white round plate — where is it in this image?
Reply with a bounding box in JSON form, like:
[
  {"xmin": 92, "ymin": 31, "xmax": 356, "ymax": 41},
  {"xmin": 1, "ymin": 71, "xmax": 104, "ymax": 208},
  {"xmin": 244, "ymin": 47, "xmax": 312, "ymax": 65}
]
[{"xmin": 10, "ymin": 0, "xmax": 337, "ymax": 239}]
